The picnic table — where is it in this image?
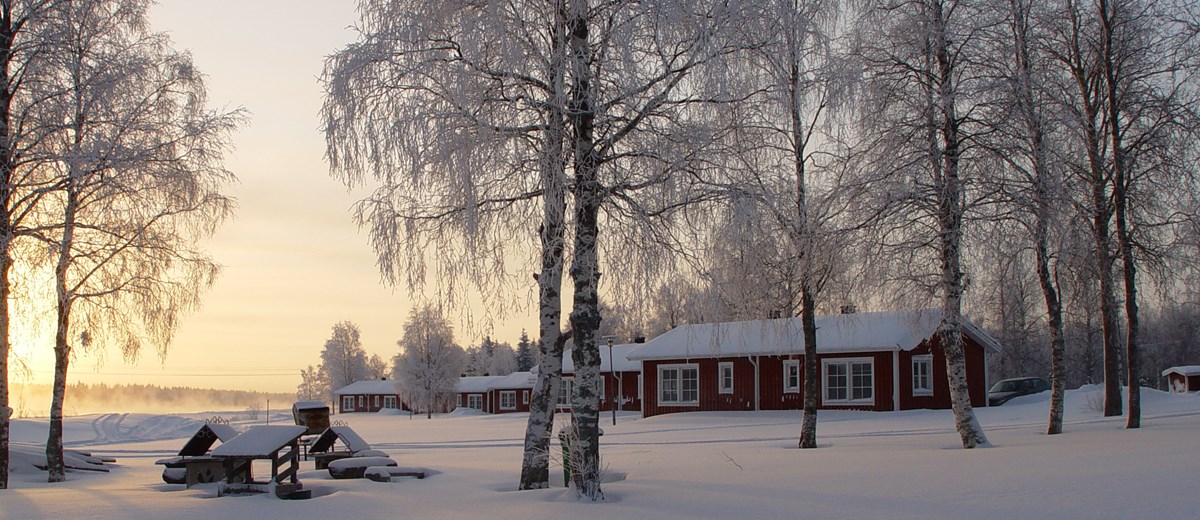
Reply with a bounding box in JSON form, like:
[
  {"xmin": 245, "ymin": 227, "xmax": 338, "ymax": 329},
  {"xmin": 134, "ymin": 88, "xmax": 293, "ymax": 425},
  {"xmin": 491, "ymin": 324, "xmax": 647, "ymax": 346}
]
[{"xmin": 211, "ymin": 425, "xmax": 309, "ymax": 499}]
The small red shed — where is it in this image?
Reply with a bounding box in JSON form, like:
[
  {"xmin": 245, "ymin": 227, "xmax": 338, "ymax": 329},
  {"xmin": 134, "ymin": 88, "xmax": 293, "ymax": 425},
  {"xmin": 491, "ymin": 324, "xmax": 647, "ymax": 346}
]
[{"xmin": 1162, "ymin": 366, "xmax": 1200, "ymax": 393}]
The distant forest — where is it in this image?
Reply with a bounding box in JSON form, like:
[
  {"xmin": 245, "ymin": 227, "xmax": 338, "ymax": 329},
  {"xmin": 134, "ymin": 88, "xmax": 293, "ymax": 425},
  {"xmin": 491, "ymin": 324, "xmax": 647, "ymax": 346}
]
[{"xmin": 10, "ymin": 383, "xmax": 295, "ymax": 418}]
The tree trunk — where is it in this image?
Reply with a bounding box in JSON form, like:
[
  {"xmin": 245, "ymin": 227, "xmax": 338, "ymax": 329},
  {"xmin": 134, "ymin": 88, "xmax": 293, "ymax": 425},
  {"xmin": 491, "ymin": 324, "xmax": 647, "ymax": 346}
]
[
  {"xmin": 0, "ymin": 4, "xmax": 15, "ymax": 490},
  {"xmin": 1097, "ymin": 0, "xmax": 1140, "ymax": 429},
  {"xmin": 931, "ymin": 0, "xmax": 986, "ymax": 448},
  {"xmin": 1007, "ymin": 0, "xmax": 1068, "ymax": 435},
  {"xmin": 0, "ymin": 245, "xmax": 9, "ymax": 490},
  {"xmin": 48, "ymin": 191, "xmax": 77, "ymax": 482},
  {"xmin": 565, "ymin": 0, "xmax": 603, "ymax": 499},
  {"xmin": 798, "ymin": 288, "xmax": 818, "ymax": 448},
  {"xmin": 518, "ymin": 0, "xmax": 569, "ymax": 491}
]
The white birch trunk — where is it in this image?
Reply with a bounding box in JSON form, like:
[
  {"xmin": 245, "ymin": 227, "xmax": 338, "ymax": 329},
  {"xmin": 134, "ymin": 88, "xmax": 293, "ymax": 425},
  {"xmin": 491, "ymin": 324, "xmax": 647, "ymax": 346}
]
[
  {"xmin": 565, "ymin": 0, "xmax": 604, "ymax": 499},
  {"xmin": 518, "ymin": 0, "xmax": 570, "ymax": 491},
  {"xmin": 931, "ymin": 0, "xmax": 987, "ymax": 448}
]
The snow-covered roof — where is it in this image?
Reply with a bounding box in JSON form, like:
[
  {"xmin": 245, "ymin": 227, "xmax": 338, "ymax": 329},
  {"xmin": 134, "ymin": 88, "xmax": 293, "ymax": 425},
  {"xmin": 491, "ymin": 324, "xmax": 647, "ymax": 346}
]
[
  {"xmin": 210, "ymin": 425, "xmax": 307, "ymax": 458},
  {"xmin": 1162, "ymin": 366, "xmax": 1200, "ymax": 377},
  {"xmin": 334, "ymin": 380, "xmax": 400, "ymax": 396},
  {"xmin": 292, "ymin": 400, "xmax": 328, "ymax": 411},
  {"xmin": 627, "ymin": 309, "xmax": 1001, "ymax": 361},
  {"xmin": 562, "ymin": 342, "xmax": 643, "ymax": 373},
  {"xmin": 177, "ymin": 423, "xmax": 239, "ymax": 456},
  {"xmin": 457, "ymin": 376, "xmax": 504, "ymax": 393},
  {"xmin": 490, "ymin": 371, "xmax": 536, "ymax": 389}
]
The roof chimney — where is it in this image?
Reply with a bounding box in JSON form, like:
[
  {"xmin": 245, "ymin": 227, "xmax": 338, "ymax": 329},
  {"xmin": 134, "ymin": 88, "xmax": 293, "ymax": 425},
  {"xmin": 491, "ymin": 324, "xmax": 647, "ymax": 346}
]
[{"xmin": 840, "ymin": 304, "xmax": 858, "ymax": 314}]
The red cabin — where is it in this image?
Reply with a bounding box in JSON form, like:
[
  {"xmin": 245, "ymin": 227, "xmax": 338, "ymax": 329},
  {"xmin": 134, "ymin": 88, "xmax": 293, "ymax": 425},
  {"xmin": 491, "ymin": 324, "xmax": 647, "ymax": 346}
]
[{"xmin": 627, "ymin": 309, "xmax": 999, "ymax": 418}]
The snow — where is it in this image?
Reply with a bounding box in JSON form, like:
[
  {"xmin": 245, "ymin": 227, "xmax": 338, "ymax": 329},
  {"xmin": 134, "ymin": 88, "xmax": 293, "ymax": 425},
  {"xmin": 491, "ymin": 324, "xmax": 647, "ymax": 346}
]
[
  {"xmin": 563, "ymin": 343, "xmax": 644, "ymax": 373},
  {"xmin": 1161, "ymin": 365, "xmax": 1200, "ymax": 377},
  {"xmin": 209, "ymin": 425, "xmax": 307, "ymax": 457},
  {"xmin": 292, "ymin": 401, "xmax": 328, "ymax": 411},
  {"xmin": 456, "ymin": 375, "xmax": 504, "ymax": 393},
  {"xmin": 627, "ymin": 309, "xmax": 1000, "ymax": 361},
  {"xmin": 489, "ymin": 371, "xmax": 537, "ymax": 390},
  {"xmin": 6, "ymin": 386, "xmax": 1200, "ymax": 519}
]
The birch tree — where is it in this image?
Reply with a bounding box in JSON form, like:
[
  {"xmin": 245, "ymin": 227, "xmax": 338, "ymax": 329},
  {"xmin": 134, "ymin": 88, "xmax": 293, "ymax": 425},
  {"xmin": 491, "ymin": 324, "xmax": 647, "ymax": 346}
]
[
  {"xmin": 322, "ymin": 0, "xmax": 574, "ymax": 490},
  {"xmin": 38, "ymin": 0, "xmax": 239, "ymax": 481},
  {"xmin": 0, "ymin": 0, "xmax": 61, "ymax": 489},
  {"xmin": 559, "ymin": 0, "xmax": 765, "ymax": 497},
  {"xmin": 392, "ymin": 304, "xmax": 465, "ymax": 419},
  {"xmin": 856, "ymin": 0, "xmax": 992, "ymax": 448},
  {"xmin": 728, "ymin": 0, "xmax": 851, "ymax": 449},
  {"xmin": 319, "ymin": 321, "xmax": 370, "ymax": 399},
  {"xmin": 978, "ymin": 0, "xmax": 1074, "ymax": 434}
]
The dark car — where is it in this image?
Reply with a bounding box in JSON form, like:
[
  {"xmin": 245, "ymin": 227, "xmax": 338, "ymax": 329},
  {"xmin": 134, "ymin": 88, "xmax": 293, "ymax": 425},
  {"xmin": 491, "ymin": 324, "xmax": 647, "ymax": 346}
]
[{"xmin": 988, "ymin": 377, "xmax": 1050, "ymax": 406}]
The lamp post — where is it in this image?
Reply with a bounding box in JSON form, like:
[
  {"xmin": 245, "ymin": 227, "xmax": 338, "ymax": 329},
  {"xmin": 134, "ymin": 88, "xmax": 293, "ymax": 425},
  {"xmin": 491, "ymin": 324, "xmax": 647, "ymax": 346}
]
[{"xmin": 603, "ymin": 335, "xmax": 617, "ymax": 426}]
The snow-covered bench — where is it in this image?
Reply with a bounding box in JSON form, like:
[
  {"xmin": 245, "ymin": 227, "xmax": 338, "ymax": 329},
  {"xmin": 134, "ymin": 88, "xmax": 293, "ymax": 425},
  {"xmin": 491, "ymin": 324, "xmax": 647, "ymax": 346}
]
[
  {"xmin": 327, "ymin": 456, "xmax": 395, "ymax": 479},
  {"xmin": 364, "ymin": 466, "xmax": 427, "ymax": 482}
]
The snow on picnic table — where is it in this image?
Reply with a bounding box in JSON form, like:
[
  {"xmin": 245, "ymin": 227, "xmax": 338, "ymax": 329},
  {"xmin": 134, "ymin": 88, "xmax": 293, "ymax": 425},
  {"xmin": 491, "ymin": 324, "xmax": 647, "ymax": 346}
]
[
  {"xmin": 210, "ymin": 425, "xmax": 307, "ymax": 458},
  {"xmin": 4, "ymin": 386, "xmax": 1200, "ymax": 520}
]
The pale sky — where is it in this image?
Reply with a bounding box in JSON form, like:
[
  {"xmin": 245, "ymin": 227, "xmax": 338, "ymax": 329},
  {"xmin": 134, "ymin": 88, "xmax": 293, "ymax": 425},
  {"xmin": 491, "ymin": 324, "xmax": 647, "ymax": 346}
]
[{"xmin": 15, "ymin": 0, "xmax": 537, "ymax": 394}]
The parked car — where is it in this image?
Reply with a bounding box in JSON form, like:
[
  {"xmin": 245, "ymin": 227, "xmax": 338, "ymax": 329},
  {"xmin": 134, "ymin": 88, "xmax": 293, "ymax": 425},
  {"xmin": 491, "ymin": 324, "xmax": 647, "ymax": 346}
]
[{"xmin": 988, "ymin": 377, "xmax": 1050, "ymax": 406}]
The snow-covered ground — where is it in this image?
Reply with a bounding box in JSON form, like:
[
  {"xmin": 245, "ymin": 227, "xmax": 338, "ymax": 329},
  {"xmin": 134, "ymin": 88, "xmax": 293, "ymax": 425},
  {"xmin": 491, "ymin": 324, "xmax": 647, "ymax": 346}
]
[{"xmin": 5, "ymin": 386, "xmax": 1199, "ymax": 519}]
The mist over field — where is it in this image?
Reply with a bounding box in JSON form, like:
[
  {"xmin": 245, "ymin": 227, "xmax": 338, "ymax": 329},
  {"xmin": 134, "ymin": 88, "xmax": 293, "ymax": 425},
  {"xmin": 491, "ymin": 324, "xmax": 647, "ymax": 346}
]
[{"xmin": 9, "ymin": 383, "xmax": 295, "ymax": 417}]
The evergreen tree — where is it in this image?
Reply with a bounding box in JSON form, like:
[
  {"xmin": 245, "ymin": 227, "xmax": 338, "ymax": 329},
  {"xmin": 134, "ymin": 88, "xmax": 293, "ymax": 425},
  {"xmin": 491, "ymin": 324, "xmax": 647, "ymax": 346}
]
[{"xmin": 515, "ymin": 330, "xmax": 533, "ymax": 372}]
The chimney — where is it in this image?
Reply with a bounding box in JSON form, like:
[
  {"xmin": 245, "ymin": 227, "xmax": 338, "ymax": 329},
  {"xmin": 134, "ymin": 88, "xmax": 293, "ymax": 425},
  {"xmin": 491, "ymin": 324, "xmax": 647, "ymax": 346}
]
[
  {"xmin": 840, "ymin": 304, "xmax": 858, "ymax": 314},
  {"xmin": 634, "ymin": 335, "xmax": 646, "ymax": 343}
]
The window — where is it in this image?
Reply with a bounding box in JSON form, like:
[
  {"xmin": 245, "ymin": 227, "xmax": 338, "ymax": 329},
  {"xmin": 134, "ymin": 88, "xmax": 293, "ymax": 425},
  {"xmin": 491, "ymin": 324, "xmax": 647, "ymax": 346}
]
[
  {"xmin": 522, "ymin": 390, "xmax": 530, "ymax": 404},
  {"xmin": 342, "ymin": 396, "xmax": 354, "ymax": 412},
  {"xmin": 783, "ymin": 360, "xmax": 800, "ymax": 394},
  {"xmin": 467, "ymin": 394, "xmax": 483, "ymax": 409},
  {"xmin": 718, "ymin": 362, "xmax": 735, "ymax": 394},
  {"xmin": 558, "ymin": 377, "xmax": 575, "ymax": 408},
  {"xmin": 823, "ymin": 358, "xmax": 874, "ymax": 404},
  {"xmin": 912, "ymin": 355, "xmax": 933, "ymax": 395},
  {"xmin": 500, "ymin": 391, "xmax": 517, "ymax": 410},
  {"xmin": 374, "ymin": 395, "xmax": 380, "ymax": 407},
  {"xmin": 659, "ymin": 364, "xmax": 699, "ymax": 406},
  {"xmin": 599, "ymin": 376, "xmax": 606, "ymax": 402},
  {"xmin": 384, "ymin": 395, "xmax": 397, "ymax": 409},
  {"xmin": 358, "ymin": 396, "xmax": 365, "ymax": 407}
]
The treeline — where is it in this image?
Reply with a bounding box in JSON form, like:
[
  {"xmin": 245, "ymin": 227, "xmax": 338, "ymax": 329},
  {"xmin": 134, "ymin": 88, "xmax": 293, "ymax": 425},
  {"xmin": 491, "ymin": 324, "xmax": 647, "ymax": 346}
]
[{"xmin": 11, "ymin": 383, "xmax": 292, "ymax": 418}]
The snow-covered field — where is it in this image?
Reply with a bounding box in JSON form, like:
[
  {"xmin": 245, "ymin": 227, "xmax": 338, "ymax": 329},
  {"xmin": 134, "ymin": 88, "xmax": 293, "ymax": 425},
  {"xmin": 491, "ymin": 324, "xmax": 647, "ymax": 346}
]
[{"xmin": 5, "ymin": 386, "xmax": 1199, "ymax": 519}]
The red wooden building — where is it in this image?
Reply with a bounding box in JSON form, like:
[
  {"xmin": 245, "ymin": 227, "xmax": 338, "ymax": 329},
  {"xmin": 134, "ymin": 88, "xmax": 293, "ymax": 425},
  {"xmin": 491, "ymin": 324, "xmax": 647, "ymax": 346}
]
[
  {"xmin": 561, "ymin": 343, "xmax": 644, "ymax": 412},
  {"xmin": 456, "ymin": 376, "xmax": 504, "ymax": 413},
  {"xmin": 627, "ymin": 309, "xmax": 999, "ymax": 418},
  {"xmin": 487, "ymin": 372, "xmax": 536, "ymax": 414},
  {"xmin": 333, "ymin": 379, "xmax": 405, "ymax": 414},
  {"xmin": 1162, "ymin": 366, "xmax": 1200, "ymax": 393}
]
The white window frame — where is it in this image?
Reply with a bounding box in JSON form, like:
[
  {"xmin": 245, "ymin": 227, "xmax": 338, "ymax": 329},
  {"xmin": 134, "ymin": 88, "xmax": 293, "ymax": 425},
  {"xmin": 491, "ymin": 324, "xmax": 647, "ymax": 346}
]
[
  {"xmin": 500, "ymin": 390, "xmax": 517, "ymax": 410},
  {"xmin": 383, "ymin": 395, "xmax": 397, "ymax": 409},
  {"xmin": 522, "ymin": 390, "xmax": 530, "ymax": 404},
  {"xmin": 599, "ymin": 376, "xmax": 606, "ymax": 402},
  {"xmin": 558, "ymin": 377, "xmax": 575, "ymax": 408},
  {"xmin": 912, "ymin": 355, "xmax": 933, "ymax": 396},
  {"xmin": 783, "ymin": 360, "xmax": 801, "ymax": 394},
  {"xmin": 822, "ymin": 358, "xmax": 875, "ymax": 405},
  {"xmin": 342, "ymin": 395, "xmax": 354, "ymax": 412},
  {"xmin": 659, "ymin": 363, "xmax": 700, "ymax": 406},
  {"xmin": 358, "ymin": 396, "xmax": 365, "ymax": 407},
  {"xmin": 374, "ymin": 395, "xmax": 380, "ymax": 407},
  {"xmin": 718, "ymin": 362, "xmax": 735, "ymax": 394},
  {"xmin": 467, "ymin": 394, "xmax": 483, "ymax": 410}
]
